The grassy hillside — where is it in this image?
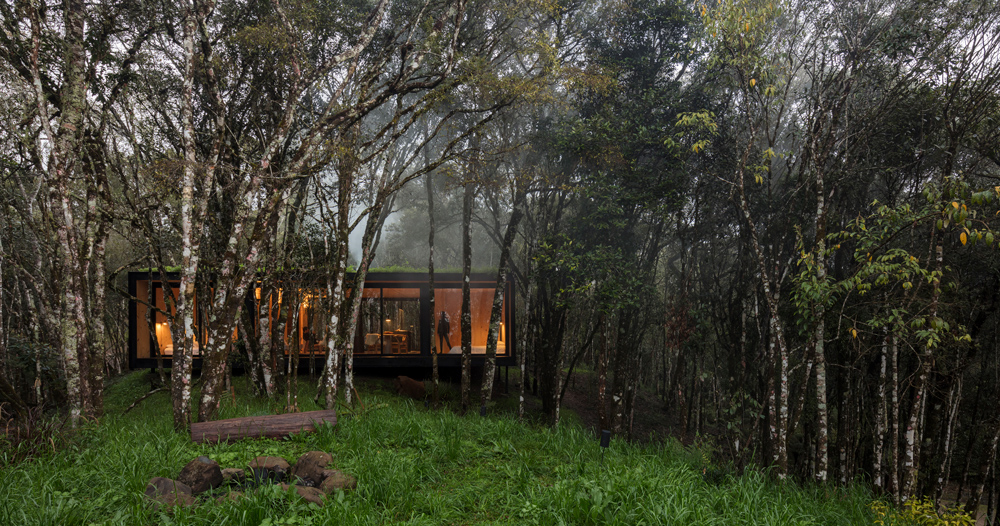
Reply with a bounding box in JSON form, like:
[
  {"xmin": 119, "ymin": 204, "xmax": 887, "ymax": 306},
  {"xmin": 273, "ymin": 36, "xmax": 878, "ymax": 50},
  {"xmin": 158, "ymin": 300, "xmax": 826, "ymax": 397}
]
[{"xmin": 0, "ymin": 371, "xmax": 879, "ymax": 525}]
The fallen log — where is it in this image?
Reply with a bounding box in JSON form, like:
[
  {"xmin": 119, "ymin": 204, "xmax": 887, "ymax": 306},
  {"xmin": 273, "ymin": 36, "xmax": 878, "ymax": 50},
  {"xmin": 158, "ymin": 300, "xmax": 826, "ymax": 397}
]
[{"xmin": 190, "ymin": 409, "xmax": 337, "ymax": 444}]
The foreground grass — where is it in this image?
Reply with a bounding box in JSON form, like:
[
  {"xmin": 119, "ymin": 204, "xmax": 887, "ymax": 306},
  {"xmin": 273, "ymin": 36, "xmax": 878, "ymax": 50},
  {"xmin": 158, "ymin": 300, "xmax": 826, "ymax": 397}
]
[{"xmin": 0, "ymin": 371, "xmax": 876, "ymax": 525}]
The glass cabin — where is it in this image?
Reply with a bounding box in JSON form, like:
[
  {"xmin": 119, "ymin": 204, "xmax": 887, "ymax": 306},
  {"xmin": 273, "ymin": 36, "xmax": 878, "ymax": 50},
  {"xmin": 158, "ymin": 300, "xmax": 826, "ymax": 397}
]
[{"xmin": 127, "ymin": 272, "xmax": 515, "ymax": 370}]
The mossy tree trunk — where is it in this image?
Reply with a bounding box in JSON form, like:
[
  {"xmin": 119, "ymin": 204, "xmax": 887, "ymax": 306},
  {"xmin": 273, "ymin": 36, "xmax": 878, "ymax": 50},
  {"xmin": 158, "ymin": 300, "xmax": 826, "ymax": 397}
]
[
  {"xmin": 460, "ymin": 181, "xmax": 474, "ymax": 414},
  {"xmin": 427, "ymin": 172, "xmax": 440, "ymax": 407},
  {"xmin": 480, "ymin": 190, "xmax": 525, "ymax": 409}
]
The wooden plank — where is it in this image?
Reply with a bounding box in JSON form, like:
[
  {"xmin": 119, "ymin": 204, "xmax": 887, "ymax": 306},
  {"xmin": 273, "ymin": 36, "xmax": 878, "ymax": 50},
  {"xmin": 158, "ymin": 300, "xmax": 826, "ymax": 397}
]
[{"xmin": 190, "ymin": 409, "xmax": 337, "ymax": 444}]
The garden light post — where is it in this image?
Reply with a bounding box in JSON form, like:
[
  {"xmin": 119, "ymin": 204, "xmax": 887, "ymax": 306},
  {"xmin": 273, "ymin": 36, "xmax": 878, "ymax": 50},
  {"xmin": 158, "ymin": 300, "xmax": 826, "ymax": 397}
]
[{"xmin": 600, "ymin": 429, "xmax": 610, "ymax": 467}]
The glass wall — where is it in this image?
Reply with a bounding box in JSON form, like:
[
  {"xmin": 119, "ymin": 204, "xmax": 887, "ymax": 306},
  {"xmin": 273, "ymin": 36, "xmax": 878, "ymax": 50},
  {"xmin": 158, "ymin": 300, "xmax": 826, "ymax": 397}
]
[
  {"xmin": 253, "ymin": 286, "xmax": 328, "ymax": 355},
  {"xmin": 357, "ymin": 288, "xmax": 421, "ymax": 355},
  {"xmin": 134, "ymin": 282, "xmax": 202, "ymax": 357},
  {"xmin": 433, "ymin": 288, "xmax": 507, "ymax": 355},
  {"xmin": 358, "ymin": 288, "xmax": 384, "ymax": 354},
  {"xmin": 132, "ymin": 273, "xmax": 512, "ymax": 365},
  {"xmin": 298, "ymin": 291, "xmax": 326, "ymax": 354}
]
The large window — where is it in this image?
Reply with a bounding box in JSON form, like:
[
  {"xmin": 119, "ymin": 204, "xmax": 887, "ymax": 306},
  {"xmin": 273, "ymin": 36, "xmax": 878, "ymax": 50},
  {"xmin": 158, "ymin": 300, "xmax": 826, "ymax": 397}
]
[
  {"xmin": 131, "ymin": 273, "xmax": 513, "ymax": 367},
  {"xmin": 134, "ymin": 281, "xmax": 203, "ymax": 358},
  {"xmin": 357, "ymin": 288, "xmax": 421, "ymax": 355},
  {"xmin": 433, "ymin": 288, "xmax": 507, "ymax": 355},
  {"xmin": 253, "ymin": 286, "xmax": 327, "ymax": 355},
  {"xmin": 298, "ymin": 291, "xmax": 326, "ymax": 354}
]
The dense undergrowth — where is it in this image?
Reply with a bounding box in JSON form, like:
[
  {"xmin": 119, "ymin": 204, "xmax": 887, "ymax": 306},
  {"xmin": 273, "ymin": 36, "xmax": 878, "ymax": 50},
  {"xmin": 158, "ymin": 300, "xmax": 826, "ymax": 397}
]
[{"xmin": 1, "ymin": 371, "xmax": 884, "ymax": 525}]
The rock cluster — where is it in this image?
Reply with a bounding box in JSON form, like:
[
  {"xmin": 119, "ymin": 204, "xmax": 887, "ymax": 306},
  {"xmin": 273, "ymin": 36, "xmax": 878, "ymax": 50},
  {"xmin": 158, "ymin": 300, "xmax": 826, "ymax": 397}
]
[{"xmin": 144, "ymin": 451, "xmax": 356, "ymax": 511}]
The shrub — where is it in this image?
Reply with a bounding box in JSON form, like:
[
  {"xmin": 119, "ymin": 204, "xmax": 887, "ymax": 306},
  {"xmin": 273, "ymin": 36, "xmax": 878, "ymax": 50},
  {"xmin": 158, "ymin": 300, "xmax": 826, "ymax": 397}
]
[
  {"xmin": 0, "ymin": 406, "xmax": 75, "ymax": 465},
  {"xmin": 4, "ymin": 335, "xmax": 64, "ymax": 408},
  {"xmin": 870, "ymin": 498, "xmax": 974, "ymax": 526}
]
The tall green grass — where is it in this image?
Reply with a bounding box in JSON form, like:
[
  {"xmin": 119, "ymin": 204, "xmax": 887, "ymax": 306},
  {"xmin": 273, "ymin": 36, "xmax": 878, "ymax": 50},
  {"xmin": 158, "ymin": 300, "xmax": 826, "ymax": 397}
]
[{"xmin": 0, "ymin": 371, "xmax": 877, "ymax": 525}]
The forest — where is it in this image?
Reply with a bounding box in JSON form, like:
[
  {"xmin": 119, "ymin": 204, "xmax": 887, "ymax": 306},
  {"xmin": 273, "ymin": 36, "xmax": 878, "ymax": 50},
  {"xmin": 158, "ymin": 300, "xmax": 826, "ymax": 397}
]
[{"xmin": 2, "ymin": 0, "xmax": 1000, "ymax": 520}]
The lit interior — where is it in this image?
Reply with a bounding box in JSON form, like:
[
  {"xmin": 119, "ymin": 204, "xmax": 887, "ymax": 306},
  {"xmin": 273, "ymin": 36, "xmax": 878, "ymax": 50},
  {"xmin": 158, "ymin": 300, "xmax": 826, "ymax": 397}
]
[{"xmin": 135, "ymin": 277, "xmax": 510, "ymax": 360}]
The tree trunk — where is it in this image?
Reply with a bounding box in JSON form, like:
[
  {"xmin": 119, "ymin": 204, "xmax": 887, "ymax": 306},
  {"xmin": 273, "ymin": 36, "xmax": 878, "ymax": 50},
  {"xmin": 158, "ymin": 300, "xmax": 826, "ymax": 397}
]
[
  {"xmin": 258, "ymin": 285, "xmax": 277, "ymax": 397},
  {"xmin": 874, "ymin": 333, "xmax": 888, "ymax": 492},
  {"xmin": 813, "ymin": 229, "xmax": 829, "ymax": 482},
  {"xmin": 0, "ymin": 247, "xmax": 27, "ymax": 417},
  {"xmin": 626, "ymin": 343, "xmax": 642, "ymax": 438},
  {"xmin": 903, "ymin": 243, "xmax": 942, "ymax": 500},
  {"xmin": 198, "ymin": 264, "xmax": 265, "ymax": 421},
  {"xmin": 200, "ymin": 275, "xmax": 275, "ymax": 421},
  {"xmin": 319, "ymin": 148, "xmax": 380, "ymax": 409},
  {"xmin": 337, "ymin": 185, "xmax": 395, "ymax": 408},
  {"xmin": 460, "ymin": 182, "xmax": 474, "ymax": 414},
  {"xmin": 427, "ymin": 173, "xmax": 439, "ymax": 407},
  {"xmin": 787, "ymin": 357, "xmax": 814, "ymax": 442},
  {"xmin": 957, "ymin": 377, "xmax": 984, "ymax": 505},
  {"xmin": 171, "ymin": 2, "xmax": 202, "ymax": 431},
  {"xmin": 902, "ymin": 367, "xmax": 928, "ymax": 501},
  {"xmin": 597, "ymin": 314, "xmax": 610, "ymax": 431},
  {"xmin": 988, "ymin": 475, "xmax": 998, "ymax": 526},
  {"xmin": 271, "ymin": 283, "xmax": 289, "ymax": 395},
  {"xmin": 734, "ymin": 140, "xmax": 790, "ymax": 478},
  {"xmin": 286, "ymin": 293, "xmax": 301, "ymax": 412},
  {"xmin": 553, "ymin": 335, "xmax": 565, "ymax": 427},
  {"xmin": 26, "ymin": 294, "xmax": 47, "ymax": 408},
  {"xmin": 147, "ymin": 269, "xmax": 168, "ymax": 387},
  {"xmin": 890, "ymin": 333, "xmax": 901, "ymax": 502},
  {"xmin": 29, "ymin": 0, "xmax": 91, "ymax": 427},
  {"xmin": 86, "ymin": 217, "xmax": 110, "ymax": 416},
  {"xmin": 480, "ymin": 192, "xmax": 525, "ymax": 408},
  {"xmin": 967, "ymin": 418, "xmax": 1000, "ymax": 519},
  {"xmin": 237, "ymin": 310, "xmax": 261, "ymax": 394},
  {"xmin": 0, "ymin": 237, "xmax": 5, "ymax": 375},
  {"xmin": 610, "ymin": 317, "xmax": 636, "ymax": 435},
  {"xmin": 935, "ymin": 378, "xmax": 962, "ymax": 502},
  {"xmin": 518, "ymin": 285, "xmax": 529, "ymax": 421},
  {"xmin": 319, "ymin": 233, "xmax": 348, "ymax": 409}
]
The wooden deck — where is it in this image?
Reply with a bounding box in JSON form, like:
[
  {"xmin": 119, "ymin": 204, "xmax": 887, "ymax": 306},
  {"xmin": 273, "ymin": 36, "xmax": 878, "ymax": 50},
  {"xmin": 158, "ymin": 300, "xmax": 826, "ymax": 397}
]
[{"xmin": 190, "ymin": 409, "xmax": 337, "ymax": 444}]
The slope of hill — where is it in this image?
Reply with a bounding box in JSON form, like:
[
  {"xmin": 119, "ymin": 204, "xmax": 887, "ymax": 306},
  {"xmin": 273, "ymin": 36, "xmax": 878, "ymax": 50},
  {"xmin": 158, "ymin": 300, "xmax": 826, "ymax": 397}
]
[{"xmin": 0, "ymin": 371, "xmax": 880, "ymax": 525}]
